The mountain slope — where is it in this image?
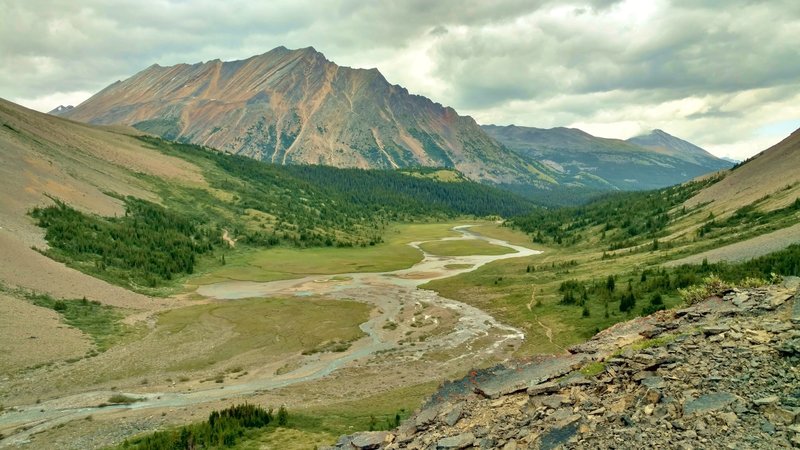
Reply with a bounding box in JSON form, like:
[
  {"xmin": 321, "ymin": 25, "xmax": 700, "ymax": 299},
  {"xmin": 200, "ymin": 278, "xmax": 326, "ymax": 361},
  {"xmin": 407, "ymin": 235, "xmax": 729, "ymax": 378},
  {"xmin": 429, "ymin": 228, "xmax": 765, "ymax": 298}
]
[
  {"xmin": 482, "ymin": 124, "xmax": 730, "ymax": 190},
  {"xmin": 627, "ymin": 129, "xmax": 731, "ymax": 170},
  {"xmin": 685, "ymin": 127, "xmax": 800, "ymax": 214},
  {"xmin": 62, "ymin": 46, "xmax": 545, "ymax": 185}
]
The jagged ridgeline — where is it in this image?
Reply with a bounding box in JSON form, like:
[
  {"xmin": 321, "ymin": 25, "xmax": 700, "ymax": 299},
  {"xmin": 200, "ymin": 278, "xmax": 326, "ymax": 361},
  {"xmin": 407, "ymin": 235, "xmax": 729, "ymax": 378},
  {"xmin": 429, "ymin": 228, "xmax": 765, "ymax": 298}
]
[{"xmin": 29, "ymin": 136, "xmax": 536, "ymax": 291}]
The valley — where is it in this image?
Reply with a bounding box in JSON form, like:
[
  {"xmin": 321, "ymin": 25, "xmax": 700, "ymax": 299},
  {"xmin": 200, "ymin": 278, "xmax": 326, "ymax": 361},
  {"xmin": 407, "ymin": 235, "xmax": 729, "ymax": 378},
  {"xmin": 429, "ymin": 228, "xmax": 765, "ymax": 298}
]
[{"xmin": 0, "ymin": 222, "xmax": 540, "ymax": 449}]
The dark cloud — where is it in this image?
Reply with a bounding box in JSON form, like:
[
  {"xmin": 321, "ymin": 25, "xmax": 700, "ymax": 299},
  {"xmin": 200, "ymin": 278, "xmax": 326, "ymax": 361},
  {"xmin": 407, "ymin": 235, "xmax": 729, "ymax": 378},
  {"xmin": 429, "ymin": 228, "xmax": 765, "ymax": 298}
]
[{"xmin": 0, "ymin": 0, "xmax": 797, "ymax": 159}]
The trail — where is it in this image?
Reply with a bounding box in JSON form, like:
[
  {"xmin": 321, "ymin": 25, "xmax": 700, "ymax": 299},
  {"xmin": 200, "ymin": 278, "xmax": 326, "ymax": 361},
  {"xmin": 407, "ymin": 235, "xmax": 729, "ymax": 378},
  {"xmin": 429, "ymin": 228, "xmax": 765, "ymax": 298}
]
[{"xmin": 0, "ymin": 225, "xmax": 542, "ymax": 448}]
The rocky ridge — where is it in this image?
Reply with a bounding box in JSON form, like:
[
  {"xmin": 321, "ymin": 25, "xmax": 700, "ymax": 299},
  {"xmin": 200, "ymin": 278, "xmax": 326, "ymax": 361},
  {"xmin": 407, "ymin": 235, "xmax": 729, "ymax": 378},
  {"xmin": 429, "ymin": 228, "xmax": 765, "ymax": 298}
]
[
  {"xmin": 60, "ymin": 47, "xmax": 545, "ymax": 185},
  {"xmin": 330, "ymin": 278, "xmax": 800, "ymax": 449}
]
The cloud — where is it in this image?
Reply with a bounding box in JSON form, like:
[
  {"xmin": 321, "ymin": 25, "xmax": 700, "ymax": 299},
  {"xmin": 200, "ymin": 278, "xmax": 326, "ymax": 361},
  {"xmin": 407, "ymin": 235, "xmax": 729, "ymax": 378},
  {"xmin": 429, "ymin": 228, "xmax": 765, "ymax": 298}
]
[{"xmin": 1, "ymin": 0, "xmax": 798, "ymax": 160}]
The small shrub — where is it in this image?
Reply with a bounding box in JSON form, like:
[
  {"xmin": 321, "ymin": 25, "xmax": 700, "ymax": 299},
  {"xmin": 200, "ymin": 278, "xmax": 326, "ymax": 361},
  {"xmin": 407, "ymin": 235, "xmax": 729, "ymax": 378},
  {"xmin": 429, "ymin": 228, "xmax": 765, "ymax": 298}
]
[{"xmin": 107, "ymin": 394, "xmax": 141, "ymax": 404}]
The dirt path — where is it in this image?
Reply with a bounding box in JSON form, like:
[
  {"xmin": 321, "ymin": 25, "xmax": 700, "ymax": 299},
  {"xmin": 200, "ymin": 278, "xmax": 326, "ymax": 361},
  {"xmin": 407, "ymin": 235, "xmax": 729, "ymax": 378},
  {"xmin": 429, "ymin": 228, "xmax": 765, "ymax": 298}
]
[{"xmin": 665, "ymin": 222, "xmax": 800, "ymax": 267}]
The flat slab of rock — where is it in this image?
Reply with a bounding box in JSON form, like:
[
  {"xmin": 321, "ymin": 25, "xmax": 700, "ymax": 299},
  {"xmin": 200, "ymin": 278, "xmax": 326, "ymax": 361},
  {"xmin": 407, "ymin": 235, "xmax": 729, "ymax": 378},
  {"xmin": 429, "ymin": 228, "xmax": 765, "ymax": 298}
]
[
  {"xmin": 753, "ymin": 395, "xmax": 780, "ymax": 406},
  {"xmin": 539, "ymin": 421, "xmax": 579, "ymax": 450},
  {"xmin": 703, "ymin": 325, "xmax": 730, "ymax": 335},
  {"xmin": 437, "ymin": 432, "xmax": 474, "ymax": 449},
  {"xmin": 474, "ymin": 354, "xmax": 585, "ymax": 399},
  {"xmin": 527, "ymin": 381, "xmax": 560, "ymax": 396},
  {"xmin": 792, "ymin": 292, "xmax": 800, "ymax": 328},
  {"xmin": 351, "ymin": 431, "xmax": 389, "ymax": 449},
  {"xmin": 684, "ymin": 392, "xmax": 737, "ymax": 415}
]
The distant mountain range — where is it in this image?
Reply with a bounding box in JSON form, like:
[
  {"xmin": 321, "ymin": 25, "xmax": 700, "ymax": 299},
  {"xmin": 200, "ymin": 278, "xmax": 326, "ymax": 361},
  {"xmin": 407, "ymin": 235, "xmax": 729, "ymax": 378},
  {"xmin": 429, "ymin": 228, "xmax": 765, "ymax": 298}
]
[
  {"xmin": 59, "ymin": 46, "xmax": 730, "ymax": 190},
  {"xmin": 482, "ymin": 125, "xmax": 732, "ymax": 190}
]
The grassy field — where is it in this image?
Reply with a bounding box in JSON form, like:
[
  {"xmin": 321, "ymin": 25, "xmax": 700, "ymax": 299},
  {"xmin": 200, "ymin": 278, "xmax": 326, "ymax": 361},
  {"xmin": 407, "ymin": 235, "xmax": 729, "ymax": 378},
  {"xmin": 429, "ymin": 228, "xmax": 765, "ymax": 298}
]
[
  {"xmin": 468, "ymin": 223, "xmax": 537, "ymax": 248},
  {"xmin": 419, "ymin": 239, "xmax": 515, "ymax": 256},
  {"xmin": 188, "ymin": 223, "xmax": 462, "ymax": 286},
  {"xmin": 421, "ymin": 240, "xmax": 685, "ymax": 355},
  {"xmin": 156, "ymin": 297, "xmax": 371, "ymax": 372}
]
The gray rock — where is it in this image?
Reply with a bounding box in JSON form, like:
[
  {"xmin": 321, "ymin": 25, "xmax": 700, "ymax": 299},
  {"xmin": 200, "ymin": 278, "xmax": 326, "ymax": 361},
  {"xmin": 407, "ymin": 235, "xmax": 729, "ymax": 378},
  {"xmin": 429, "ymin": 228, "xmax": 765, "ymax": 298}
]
[
  {"xmin": 436, "ymin": 432, "xmax": 475, "ymax": 449},
  {"xmin": 443, "ymin": 403, "xmax": 464, "ymax": 427},
  {"xmin": 793, "ymin": 294, "xmax": 800, "ymax": 328},
  {"xmin": 641, "ymin": 376, "xmax": 666, "ymax": 389},
  {"xmin": 351, "ymin": 431, "xmax": 389, "ymax": 449},
  {"xmin": 684, "ymin": 392, "xmax": 738, "ymax": 415},
  {"xmin": 753, "ymin": 395, "xmax": 780, "ymax": 406},
  {"xmin": 415, "ymin": 406, "xmax": 439, "ymax": 428},
  {"xmin": 703, "ymin": 325, "xmax": 730, "ymax": 336},
  {"xmin": 539, "ymin": 421, "xmax": 580, "ymax": 450},
  {"xmin": 527, "ymin": 381, "xmax": 560, "ymax": 396},
  {"xmin": 541, "ymin": 394, "xmax": 569, "ymax": 409}
]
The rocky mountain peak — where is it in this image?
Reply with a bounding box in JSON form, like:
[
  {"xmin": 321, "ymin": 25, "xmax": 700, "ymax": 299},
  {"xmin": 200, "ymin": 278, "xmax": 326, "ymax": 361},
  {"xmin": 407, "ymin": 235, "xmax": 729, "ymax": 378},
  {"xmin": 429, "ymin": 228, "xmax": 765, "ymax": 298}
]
[
  {"xmin": 47, "ymin": 104, "xmax": 74, "ymax": 116},
  {"xmin": 60, "ymin": 46, "xmax": 538, "ymax": 184}
]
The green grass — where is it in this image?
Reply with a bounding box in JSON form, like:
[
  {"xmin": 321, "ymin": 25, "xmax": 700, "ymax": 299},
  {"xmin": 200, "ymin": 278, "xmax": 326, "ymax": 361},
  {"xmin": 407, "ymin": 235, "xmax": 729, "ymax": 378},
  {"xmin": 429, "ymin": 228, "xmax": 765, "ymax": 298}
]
[
  {"xmin": 25, "ymin": 292, "xmax": 130, "ymax": 352},
  {"xmin": 420, "ymin": 244, "xmax": 684, "ymax": 355},
  {"xmin": 468, "ymin": 223, "xmax": 537, "ymax": 248},
  {"xmin": 188, "ymin": 223, "xmax": 461, "ymax": 285},
  {"xmin": 155, "ymin": 297, "xmax": 371, "ymax": 371},
  {"xmin": 419, "ymin": 239, "xmax": 515, "ymax": 257},
  {"xmin": 235, "ymin": 381, "xmax": 438, "ymax": 450}
]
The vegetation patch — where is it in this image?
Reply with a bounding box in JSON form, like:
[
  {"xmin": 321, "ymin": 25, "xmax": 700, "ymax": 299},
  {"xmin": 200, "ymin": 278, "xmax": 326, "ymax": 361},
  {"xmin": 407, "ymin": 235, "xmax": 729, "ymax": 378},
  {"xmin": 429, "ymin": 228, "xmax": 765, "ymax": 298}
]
[
  {"xmin": 117, "ymin": 403, "xmax": 281, "ymax": 450},
  {"xmin": 419, "ymin": 240, "xmax": 515, "ymax": 257},
  {"xmin": 155, "ymin": 297, "xmax": 370, "ymax": 371},
  {"xmin": 105, "ymin": 394, "xmax": 142, "ymax": 405},
  {"xmin": 31, "ymin": 197, "xmax": 216, "ymax": 292},
  {"xmin": 24, "ymin": 291, "xmax": 128, "ymax": 352}
]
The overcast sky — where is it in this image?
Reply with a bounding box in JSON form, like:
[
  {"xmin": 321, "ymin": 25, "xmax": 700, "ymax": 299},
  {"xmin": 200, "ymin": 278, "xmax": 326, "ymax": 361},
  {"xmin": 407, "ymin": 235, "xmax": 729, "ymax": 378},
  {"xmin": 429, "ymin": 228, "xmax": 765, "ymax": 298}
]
[{"xmin": 2, "ymin": 0, "xmax": 799, "ymax": 159}]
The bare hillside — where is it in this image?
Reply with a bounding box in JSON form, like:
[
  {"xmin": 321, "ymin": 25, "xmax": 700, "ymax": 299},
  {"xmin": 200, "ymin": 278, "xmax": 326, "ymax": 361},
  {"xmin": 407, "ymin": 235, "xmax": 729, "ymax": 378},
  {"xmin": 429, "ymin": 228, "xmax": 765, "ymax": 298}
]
[{"xmin": 686, "ymin": 128, "xmax": 800, "ymax": 215}]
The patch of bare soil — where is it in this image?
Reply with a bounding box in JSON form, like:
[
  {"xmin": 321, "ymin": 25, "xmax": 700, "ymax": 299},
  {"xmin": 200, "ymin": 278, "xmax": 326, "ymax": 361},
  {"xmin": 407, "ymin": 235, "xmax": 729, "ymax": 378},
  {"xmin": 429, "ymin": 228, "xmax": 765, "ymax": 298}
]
[
  {"xmin": 665, "ymin": 222, "xmax": 800, "ymax": 267},
  {"xmin": 0, "ymin": 293, "xmax": 90, "ymax": 373}
]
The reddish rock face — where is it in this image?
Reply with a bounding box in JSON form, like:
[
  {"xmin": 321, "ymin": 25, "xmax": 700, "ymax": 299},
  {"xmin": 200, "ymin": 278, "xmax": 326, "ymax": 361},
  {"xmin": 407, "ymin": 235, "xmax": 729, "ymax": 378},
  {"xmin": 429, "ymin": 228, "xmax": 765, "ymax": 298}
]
[{"xmin": 63, "ymin": 46, "xmax": 538, "ymax": 185}]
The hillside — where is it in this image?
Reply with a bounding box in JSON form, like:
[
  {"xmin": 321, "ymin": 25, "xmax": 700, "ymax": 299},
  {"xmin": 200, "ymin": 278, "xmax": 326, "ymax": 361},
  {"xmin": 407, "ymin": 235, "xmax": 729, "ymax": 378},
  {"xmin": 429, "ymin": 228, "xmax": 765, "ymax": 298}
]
[
  {"xmin": 686, "ymin": 128, "xmax": 800, "ymax": 215},
  {"xmin": 482, "ymin": 125, "xmax": 731, "ymax": 190},
  {"xmin": 61, "ymin": 46, "xmax": 548, "ymax": 185},
  {"xmin": 1, "ymin": 98, "xmax": 537, "ymax": 293}
]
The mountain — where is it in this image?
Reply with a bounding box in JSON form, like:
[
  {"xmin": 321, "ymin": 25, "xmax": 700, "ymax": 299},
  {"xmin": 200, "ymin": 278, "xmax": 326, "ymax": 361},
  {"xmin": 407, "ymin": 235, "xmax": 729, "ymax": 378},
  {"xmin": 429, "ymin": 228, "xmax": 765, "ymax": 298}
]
[
  {"xmin": 626, "ymin": 128, "xmax": 731, "ymax": 170},
  {"xmin": 482, "ymin": 124, "xmax": 731, "ymax": 190},
  {"xmin": 47, "ymin": 104, "xmax": 74, "ymax": 115},
  {"xmin": 61, "ymin": 46, "xmax": 546, "ymax": 185}
]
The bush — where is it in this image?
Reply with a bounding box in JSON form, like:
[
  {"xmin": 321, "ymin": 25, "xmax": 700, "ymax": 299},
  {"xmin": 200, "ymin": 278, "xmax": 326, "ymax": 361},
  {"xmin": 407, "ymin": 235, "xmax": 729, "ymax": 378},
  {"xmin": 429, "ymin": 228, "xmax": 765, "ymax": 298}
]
[{"xmin": 678, "ymin": 274, "xmax": 730, "ymax": 305}]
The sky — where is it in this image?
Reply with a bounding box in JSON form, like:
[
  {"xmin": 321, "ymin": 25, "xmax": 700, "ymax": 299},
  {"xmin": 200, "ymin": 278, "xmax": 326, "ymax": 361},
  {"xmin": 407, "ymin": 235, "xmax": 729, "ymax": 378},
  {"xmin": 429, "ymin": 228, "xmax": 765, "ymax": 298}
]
[{"xmin": 2, "ymin": 0, "xmax": 799, "ymax": 160}]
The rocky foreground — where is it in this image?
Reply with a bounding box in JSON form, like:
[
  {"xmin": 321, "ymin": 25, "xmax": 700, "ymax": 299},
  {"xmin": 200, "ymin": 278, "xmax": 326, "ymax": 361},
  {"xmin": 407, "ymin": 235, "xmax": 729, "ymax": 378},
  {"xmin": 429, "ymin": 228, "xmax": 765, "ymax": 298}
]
[{"xmin": 328, "ymin": 279, "xmax": 800, "ymax": 449}]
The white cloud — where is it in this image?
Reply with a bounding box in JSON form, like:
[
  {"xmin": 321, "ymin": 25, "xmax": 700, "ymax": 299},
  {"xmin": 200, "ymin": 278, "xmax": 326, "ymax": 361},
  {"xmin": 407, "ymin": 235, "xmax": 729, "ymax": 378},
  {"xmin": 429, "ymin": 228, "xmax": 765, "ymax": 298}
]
[{"xmin": 0, "ymin": 0, "xmax": 798, "ymax": 159}]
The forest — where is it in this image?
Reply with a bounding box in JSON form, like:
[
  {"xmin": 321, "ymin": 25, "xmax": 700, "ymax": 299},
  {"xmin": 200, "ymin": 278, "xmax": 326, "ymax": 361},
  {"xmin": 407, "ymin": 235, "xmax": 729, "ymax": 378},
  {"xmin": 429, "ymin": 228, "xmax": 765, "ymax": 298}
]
[
  {"xmin": 555, "ymin": 243, "xmax": 800, "ymax": 320},
  {"xmin": 31, "ymin": 197, "xmax": 217, "ymax": 289},
  {"xmin": 30, "ymin": 137, "xmax": 539, "ymax": 290},
  {"xmin": 510, "ymin": 177, "xmax": 722, "ymax": 247},
  {"xmin": 116, "ymin": 403, "xmax": 285, "ymax": 450}
]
